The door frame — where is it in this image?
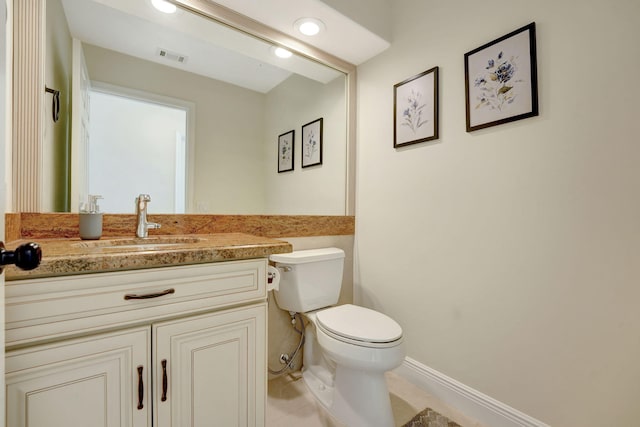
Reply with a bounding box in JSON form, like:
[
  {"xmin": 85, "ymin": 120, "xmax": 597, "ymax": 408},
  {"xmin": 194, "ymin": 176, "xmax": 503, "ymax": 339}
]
[
  {"xmin": 89, "ymin": 81, "xmax": 196, "ymax": 213},
  {"xmin": 1, "ymin": 0, "xmax": 14, "ymax": 424}
]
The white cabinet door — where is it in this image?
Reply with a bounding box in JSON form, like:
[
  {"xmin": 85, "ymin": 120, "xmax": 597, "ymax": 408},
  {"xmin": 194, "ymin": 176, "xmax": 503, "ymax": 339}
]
[
  {"xmin": 153, "ymin": 303, "xmax": 266, "ymax": 427},
  {"xmin": 6, "ymin": 327, "xmax": 151, "ymax": 427}
]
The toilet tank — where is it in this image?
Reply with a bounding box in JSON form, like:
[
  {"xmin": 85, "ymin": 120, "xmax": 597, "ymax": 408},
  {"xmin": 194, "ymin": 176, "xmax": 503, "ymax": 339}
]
[{"xmin": 269, "ymin": 248, "xmax": 345, "ymax": 313}]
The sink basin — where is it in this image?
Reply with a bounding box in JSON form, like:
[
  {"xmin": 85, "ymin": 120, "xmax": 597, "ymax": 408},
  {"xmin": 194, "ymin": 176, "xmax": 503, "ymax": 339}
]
[{"xmin": 72, "ymin": 236, "xmax": 204, "ymax": 250}]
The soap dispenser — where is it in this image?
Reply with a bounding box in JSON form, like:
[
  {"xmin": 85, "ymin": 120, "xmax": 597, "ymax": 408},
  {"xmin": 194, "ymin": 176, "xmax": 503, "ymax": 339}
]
[{"xmin": 79, "ymin": 195, "xmax": 103, "ymax": 240}]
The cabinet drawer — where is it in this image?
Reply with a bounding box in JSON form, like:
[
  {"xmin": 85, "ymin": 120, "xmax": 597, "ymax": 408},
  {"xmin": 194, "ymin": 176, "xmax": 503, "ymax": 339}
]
[{"xmin": 6, "ymin": 259, "xmax": 267, "ymax": 348}]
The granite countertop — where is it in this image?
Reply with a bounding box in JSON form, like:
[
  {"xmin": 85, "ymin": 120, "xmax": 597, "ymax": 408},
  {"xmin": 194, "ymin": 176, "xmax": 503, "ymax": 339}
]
[{"xmin": 4, "ymin": 233, "xmax": 293, "ymax": 281}]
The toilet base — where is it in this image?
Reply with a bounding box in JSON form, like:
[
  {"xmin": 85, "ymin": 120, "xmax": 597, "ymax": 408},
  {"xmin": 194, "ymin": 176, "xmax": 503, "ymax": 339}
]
[
  {"xmin": 302, "ymin": 362, "xmax": 395, "ymax": 427},
  {"xmin": 302, "ymin": 365, "xmax": 334, "ymax": 409}
]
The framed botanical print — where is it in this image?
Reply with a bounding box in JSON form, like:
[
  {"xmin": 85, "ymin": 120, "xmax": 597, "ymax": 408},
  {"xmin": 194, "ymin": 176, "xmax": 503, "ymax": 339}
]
[
  {"xmin": 394, "ymin": 66, "xmax": 439, "ymax": 148},
  {"xmin": 301, "ymin": 118, "xmax": 323, "ymax": 168},
  {"xmin": 464, "ymin": 22, "xmax": 538, "ymax": 132},
  {"xmin": 277, "ymin": 130, "xmax": 294, "ymax": 173}
]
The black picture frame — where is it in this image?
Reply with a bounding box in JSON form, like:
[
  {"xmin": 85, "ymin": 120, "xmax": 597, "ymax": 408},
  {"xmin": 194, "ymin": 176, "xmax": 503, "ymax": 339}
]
[
  {"xmin": 464, "ymin": 22, "xmax": 538, "ymax": 132},
  {"xmin": 394, "ymin": 66, "xmax": 439, "ymax": 148},
  {"xmin": 301, "ymin": 118, "xmax": 323, "ymax": 168},
  {"xmin": 277, "ymin": 130, "xmax": 294, "ymax": 173}
]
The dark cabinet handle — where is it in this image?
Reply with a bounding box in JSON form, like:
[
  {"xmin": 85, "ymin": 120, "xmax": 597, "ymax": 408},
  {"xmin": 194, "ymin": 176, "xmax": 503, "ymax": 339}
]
[
  {"xmin": 137, "ymin": 366, "xmax": 144, "ymax": 410},
  {"xmin": 124, "ymin": 288, "xmax": 175, "ymax": 300},
  {"xmin": 161, "ymin": 359, "xmax": 168, "ymax": 402},
  {"xmin": 0, "ymin": 242, "xmax": 42, "ymax": 273}
]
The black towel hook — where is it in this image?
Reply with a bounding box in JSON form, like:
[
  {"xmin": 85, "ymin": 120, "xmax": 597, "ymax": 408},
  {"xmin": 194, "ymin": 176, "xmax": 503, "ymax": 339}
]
[{"xmin": 45, "ymin": 86, "xmax": 60, "ymax": 122}]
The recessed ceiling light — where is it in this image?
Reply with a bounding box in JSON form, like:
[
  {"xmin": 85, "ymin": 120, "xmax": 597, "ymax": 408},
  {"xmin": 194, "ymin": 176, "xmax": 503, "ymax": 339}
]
[
  {"xmin": 151, "ymin": 0, "xmax": 177, "ymax": 14},
  {"xmin": 273, "ymin": 47, "xmax": 293, "ymax": 59},
  {"xmin": 294, "ymin": 18, "xmax": 325, "ymax": 36}
]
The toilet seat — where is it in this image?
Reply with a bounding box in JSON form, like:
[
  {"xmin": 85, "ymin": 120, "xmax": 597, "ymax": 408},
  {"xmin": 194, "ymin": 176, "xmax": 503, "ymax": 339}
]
[{"xmin": 315, "ymin": 304, "xmax": 403, "ymax": 349}]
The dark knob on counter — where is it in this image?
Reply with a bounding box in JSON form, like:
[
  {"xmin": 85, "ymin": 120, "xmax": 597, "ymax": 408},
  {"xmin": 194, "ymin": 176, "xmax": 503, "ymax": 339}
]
[{"xmin": 0, "ymin": 242, "xmax": 42, "ymax": 271}]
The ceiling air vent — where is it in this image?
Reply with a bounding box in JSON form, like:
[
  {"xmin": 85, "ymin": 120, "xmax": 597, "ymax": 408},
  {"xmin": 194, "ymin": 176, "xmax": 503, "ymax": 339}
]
[{"xmin": 157, "ymin": 48, "xmax": 188, "ymax": 64}]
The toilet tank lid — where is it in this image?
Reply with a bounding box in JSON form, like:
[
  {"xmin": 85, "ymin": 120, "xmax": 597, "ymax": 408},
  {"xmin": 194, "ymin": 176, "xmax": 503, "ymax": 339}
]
[{"xmin": 270, "ymin": 247, "xmax": 345, "ymax": 264}]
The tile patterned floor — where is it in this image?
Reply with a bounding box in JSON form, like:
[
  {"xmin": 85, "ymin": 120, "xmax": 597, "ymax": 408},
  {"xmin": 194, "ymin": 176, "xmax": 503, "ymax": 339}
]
[{"xmin": 267, "ymin": 371, "xmax": 487, "ymax": 427}]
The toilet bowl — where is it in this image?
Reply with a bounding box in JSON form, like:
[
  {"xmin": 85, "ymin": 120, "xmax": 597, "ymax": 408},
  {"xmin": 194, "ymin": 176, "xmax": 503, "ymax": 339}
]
[
  {"xmin": 303, "ymin": 305, "xmax": 405, "ymax": 427},
  {"xmin": 269, "ymin": 248, "xmax": 406, "ymax": 427}
]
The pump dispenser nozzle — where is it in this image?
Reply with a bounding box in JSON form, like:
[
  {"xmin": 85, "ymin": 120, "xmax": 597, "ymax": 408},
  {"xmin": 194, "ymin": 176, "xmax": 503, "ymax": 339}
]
[{"xmin": 81, "ymin": 195, "xmax": 103, "ymax": 214}]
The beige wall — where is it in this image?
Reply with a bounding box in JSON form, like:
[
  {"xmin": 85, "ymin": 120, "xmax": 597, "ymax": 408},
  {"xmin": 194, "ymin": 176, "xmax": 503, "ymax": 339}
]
[
  {"xmin": 355, "ymin": 1, "xmax": 640, "ymax": 426},
  {"xmin": 264, "ymin": 74, "xmax": 347, "ymax": 215}
]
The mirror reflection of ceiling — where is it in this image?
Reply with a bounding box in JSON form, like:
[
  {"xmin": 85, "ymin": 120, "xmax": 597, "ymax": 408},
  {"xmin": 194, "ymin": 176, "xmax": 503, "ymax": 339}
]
[{"xmin": 61, "ymin": 0, "xmax": 345, "ymax": 93}]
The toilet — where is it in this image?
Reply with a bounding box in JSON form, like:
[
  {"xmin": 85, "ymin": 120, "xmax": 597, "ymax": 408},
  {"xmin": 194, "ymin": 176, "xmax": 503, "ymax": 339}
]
[{"xmin": 269, "ymin": 248, "xmax": 405, "ymax": 427}]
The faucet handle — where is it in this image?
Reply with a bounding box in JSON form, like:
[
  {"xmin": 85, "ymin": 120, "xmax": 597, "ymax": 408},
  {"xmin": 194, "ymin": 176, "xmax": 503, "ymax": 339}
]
[{"xmin": 137, "ymin": 194, "xmax": 151, "ymax": 202}]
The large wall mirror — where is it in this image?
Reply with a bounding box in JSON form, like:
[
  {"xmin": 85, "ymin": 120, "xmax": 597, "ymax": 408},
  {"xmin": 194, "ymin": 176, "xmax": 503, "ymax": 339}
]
[{"xmin": 12, "ymin": 0, "xmax": 355, "ymax": 215}]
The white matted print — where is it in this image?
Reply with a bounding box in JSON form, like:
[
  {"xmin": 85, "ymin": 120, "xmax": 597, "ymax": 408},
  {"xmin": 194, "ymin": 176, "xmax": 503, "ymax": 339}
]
[
  {"xmin": 277, "ymin": 130, "xmax": 294, "ymax": 173},
  {"xmin": 465, "ymin": 22, "xmax": 538, "ymax": 132},
  {"xmin": 301, "ymin": 118, "xmax": 323, "ymax": 168},
  {"xmin": 394, "ymin": 66, "xmax": 439, "ymax": 148}
]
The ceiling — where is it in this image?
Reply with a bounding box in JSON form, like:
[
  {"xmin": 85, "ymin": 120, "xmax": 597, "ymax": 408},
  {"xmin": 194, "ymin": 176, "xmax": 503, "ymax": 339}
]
[
  {"xmin": 59, "ymin": 0, "xmax": 390, "ymax": 93},
  {"xmin": 207, "ymin": 0, "xmax": 391, "ymax": 65}
]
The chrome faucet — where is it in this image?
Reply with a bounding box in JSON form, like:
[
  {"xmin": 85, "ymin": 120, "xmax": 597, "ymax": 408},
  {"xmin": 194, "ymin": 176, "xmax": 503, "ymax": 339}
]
[{"xmin": 135, "ymin": 194, "xmax": 161, "ymax": 238}]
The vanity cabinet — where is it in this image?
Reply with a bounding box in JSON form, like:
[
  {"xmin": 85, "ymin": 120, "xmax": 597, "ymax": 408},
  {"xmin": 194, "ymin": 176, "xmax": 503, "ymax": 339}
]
[
  {"xmin": 154, "ymin": 305, "xmax": 265, "ymax": 426},
  {"xmin": 5, "ymin": 259, "xmax": 268, "ymax": 427},
  {"xmin": 6, "ymin": 327, "xmax": 151, "ymax": 427}
]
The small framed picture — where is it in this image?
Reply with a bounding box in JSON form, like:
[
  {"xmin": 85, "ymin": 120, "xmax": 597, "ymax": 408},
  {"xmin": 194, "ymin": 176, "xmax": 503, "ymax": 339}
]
[
  {"xmin": 464, "ymin": 22, "xmax": 538, "ymax": 132},
  {"xmin": 394, "ymin": 66, "xmax": 439, "ymax": 148},
  {"xmin": 301, "ymin": 118, "xmax": 323, "ymax": 168},
  {"xmin": 277, "ymin": 130, "xmax": 295, "ymax": 173}
]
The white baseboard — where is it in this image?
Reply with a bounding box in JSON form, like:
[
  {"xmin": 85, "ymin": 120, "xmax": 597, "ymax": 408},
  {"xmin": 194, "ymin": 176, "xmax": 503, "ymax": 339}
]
[{"xmin": 394, "ymin": 357, "xmax": 550, "ymax": 427}]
